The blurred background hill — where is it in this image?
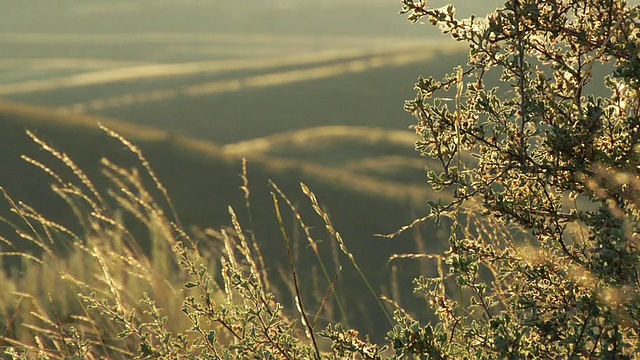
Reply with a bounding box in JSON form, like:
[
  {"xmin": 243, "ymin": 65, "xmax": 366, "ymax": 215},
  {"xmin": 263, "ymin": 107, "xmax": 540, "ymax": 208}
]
[{"xmin": 0, "ymin": 0, "xmax": 503, "ymax": 342}]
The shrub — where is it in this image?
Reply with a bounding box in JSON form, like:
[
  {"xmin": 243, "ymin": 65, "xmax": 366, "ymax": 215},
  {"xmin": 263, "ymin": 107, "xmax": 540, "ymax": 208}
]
[{"xmin": 382, "ymin": 0, "xmax": 640, "ymax": 358}]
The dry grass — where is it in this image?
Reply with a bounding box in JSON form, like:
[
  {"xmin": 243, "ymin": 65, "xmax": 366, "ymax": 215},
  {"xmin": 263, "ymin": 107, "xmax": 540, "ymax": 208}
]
[{"xmin": 0, "ymin": 124, "xmax": 415, "ymax": 358}]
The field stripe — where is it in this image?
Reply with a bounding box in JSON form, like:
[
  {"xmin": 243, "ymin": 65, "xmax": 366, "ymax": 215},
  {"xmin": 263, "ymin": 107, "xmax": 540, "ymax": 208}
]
[
  {"xmin": 0, "ymin": 42, "xmax": 453, "ymax": 96},
  {"xmin": 0, "ymin": 32, "xmax": 429, "ymax": 46},
  {"xmin": 59, "ymin": 46, "xmax": 463, "ymax": 113},
  {"xmin": 223, "ymin": 126, "xmax": 419, "ymax": 156},
  {"xmin": 0, "ymin": 58, "xmax": 149, "ymax": 71}
]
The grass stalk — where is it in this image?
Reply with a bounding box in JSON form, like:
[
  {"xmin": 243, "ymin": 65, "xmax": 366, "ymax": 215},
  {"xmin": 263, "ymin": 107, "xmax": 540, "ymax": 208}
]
[
  {"xmin": 98, "ymin": 124, "xmax": 182, "ymax": 229},
  {"xmin": 240, "ymin": 158, "xmax": 269, "ymax": 291},
  {"xmin": 269, "ymin": 180, "xmax": 349, "ymax": 326},
  {"xmin": 271, "ymin": 193, "xmax": 321, "ymax": 360},
  {"xmin": 300, "ymin": 182, "xmax": 392, "ymax": 326}
]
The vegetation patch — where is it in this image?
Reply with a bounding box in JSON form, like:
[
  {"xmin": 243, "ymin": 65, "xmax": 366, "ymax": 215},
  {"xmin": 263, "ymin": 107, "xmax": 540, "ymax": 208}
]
[{"xmin": 2, "ymin": 0, "xmax": 640, "ymax": 358}]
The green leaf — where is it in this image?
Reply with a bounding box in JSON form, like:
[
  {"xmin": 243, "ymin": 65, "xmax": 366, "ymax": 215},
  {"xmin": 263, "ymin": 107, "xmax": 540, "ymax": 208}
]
[{"xmin": 184, "ymin": 282, "xmax": 198, "ymax": 289}]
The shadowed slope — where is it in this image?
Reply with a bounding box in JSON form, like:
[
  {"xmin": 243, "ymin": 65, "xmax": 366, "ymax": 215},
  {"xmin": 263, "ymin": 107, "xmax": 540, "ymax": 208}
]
[
  {"xmin": 0, "ymin": 100, "xmax": 439, "ymax": 208},
  {"xmin": 0, "ymin": 100, "xmax": 451, "ymax": 341}
]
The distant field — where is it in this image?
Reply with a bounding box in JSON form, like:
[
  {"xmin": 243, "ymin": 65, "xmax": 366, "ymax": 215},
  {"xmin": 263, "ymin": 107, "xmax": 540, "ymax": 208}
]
[
  {"xmin": 0, "ymin": 41, "xmax": 455, "ymax": 94},
  {"xmin": 1, "ymin": 1, "xmax": 503, "ymax": 36},
  {"xmin": 0, "ymin": 32, "xmax": 434, "ymax": 63},
  {"xmin": 2, "ymin": 43, "xmax": 468, "ymax": 144},
  {"xmin": 0, "ymin": 0, "xmax": 494, "ymax": 147},
  {"xmin": 1, "ymin": 1, "xmax": 431, "ymax": 38}
]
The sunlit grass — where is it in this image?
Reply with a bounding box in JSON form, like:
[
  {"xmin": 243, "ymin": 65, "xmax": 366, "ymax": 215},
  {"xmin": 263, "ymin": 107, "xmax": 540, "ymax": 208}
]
[{"xmin": 0, "ymin": 124, "xmax": 413, "ymax": 358}]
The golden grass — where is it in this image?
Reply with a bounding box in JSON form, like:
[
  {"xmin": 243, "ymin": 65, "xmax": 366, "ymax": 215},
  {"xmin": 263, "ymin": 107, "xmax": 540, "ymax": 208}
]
[
  {"xmin": 0, "ymin": 133, "xmax": 197, "ymax": 354},
  {"xmin": 301, "ymin": 182, "xmax": 393, "ymax": 326},
  {"xmin": 1, "ymin": 119, "xmax": 414, "ymax": 356}
]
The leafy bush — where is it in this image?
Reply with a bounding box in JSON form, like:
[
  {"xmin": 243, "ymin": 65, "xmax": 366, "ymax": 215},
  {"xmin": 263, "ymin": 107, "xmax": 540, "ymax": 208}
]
[{"xmin": 384, "ymin": 0, "xmax": 640, "ymax": 358}]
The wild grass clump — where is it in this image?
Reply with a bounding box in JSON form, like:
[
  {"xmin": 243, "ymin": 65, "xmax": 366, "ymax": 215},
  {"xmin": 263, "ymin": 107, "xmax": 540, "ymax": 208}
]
[
  {"xmin": 1, "ymin": 122, "xmax": 404, "ymax": 359},
  {"xmin": 0, "ymin": 127, "xmax": 339, "ymax": 359}
]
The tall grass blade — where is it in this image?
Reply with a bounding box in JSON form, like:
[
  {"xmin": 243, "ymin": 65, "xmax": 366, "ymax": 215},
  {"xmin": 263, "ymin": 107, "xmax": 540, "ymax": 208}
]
[
  {"xmin": 239, "ymin": 159, "xmax": 269, "ymax": 291},
  {"xmin": 271, "ymin": 193, "xmax": 321, "ymax": 360},
  {"xmin": 300, "ymin": 182, "xmax": 392, "ymax": 326},
  {"xmin": 269, "ymin": 180, "xmax": 349, "ymax": 326},
  {"xmin": 98, "ymin": 124, "xmax": 182, "ymax": 229}
]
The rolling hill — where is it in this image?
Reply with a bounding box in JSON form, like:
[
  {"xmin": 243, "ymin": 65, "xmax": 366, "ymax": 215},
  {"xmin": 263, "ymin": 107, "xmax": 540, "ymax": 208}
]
[
  {"xmin": 3, "ymin": 44, "xmax": 470, "ymax": 145},
  {"xmin": 0, "ymin": 100, "xmax": 452, "ymax": 342}
]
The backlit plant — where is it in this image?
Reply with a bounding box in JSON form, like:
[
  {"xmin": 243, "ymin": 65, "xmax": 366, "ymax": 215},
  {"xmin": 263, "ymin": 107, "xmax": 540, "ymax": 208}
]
[{"xmin": 385, "ymin": 0, "xmax": 640, "ymax": 358}]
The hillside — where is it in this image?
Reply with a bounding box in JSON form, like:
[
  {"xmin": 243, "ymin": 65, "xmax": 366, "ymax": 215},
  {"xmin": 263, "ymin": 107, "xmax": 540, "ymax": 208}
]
[
  {"xmin": 0, "ymin": 0, "xmax": 504, "ymax": 344},
  {"xmin": 0, "ymin": 100, "xmax": 452, "ymax": 341},
  {"xmin": 2, "ymin": 43, "xmax": 469, "ymax": 145}
]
